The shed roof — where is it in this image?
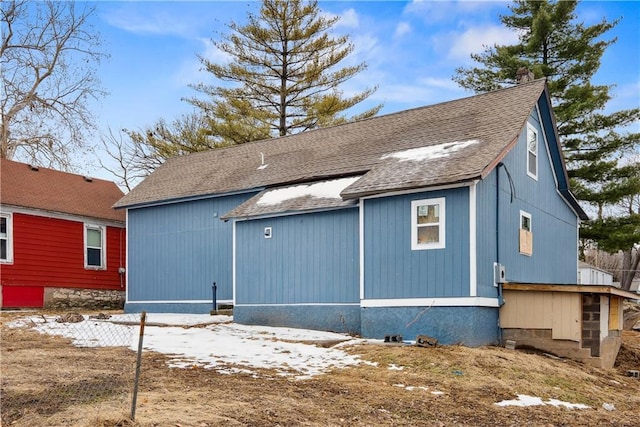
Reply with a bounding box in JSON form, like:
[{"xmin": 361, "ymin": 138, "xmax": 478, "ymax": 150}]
[
  {"xmin": 115, "ymin": 79, "xmax": 576, "ymax": 214},
  {"xmin": 1, "ymin": 159, "xmax": 125, "ymax": 223}
]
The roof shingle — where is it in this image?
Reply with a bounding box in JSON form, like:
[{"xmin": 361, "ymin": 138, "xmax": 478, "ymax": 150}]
[
  {"xmin": 1, "ymin": 159, "xmax": 125, "ymax": 223},
  {"xmin": 115, "ymin": 80, "xmax": 548, "ymax": 209}
]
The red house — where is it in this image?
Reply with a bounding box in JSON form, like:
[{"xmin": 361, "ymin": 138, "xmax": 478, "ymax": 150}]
[{"xmin": 0, "ymin": 159, "xmax": 126, "ymax": 309}]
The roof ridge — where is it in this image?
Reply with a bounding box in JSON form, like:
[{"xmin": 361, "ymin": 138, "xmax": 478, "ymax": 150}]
[{"xmin": 164, "ymin": 79, "xmax": 547, "ymax": 164}]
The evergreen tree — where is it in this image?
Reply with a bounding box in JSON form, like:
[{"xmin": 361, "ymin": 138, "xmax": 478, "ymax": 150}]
[
  {"xmin": 453, "ymin": 0, "xmax": 639, "ymax": 289},
  {"xmin": 185, "ymin": 0, "xmax": 381, "ymax": 143}
]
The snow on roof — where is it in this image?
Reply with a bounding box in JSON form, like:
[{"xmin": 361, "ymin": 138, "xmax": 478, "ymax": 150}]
[
  {"xmin": 381, "ymin": 139, "xmax": 480, "ymax": 162},
  {"xmin": 256, "ymin": 176, "xmax": 361, "ymax": 206}
]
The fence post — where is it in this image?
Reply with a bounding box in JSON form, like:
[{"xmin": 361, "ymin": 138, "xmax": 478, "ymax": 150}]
[{"xmin": 130, "ymin": 311, "xmax": 146, "ymax": 421}]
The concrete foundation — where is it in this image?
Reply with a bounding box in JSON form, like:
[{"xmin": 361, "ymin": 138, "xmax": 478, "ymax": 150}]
[{"xmin": 501, "ymin": 328, "xmax": 622, "ymax": 369}]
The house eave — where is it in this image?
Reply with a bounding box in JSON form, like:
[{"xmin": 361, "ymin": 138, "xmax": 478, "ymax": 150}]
[
  {"xmin": 503, "ymin": 282, "xmax": 638, "ymax": 300},
  {"xmin": 114, "ymin": 187, "xmax": 265, "ymax": 210},
  {"xmin": 342, "ymin": 177, "xmax": 479, "ymax": 200}
]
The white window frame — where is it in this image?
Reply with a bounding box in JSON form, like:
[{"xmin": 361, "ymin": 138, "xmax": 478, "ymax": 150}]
[
  {"xmin": 520, "ymin": 210, "xmax": 532, "ymax": 232},
  {"xmin": 84, "ymin": 224, "xmax": 106, "ymax": 270},
  {"xmin": 519, "ymin": 210, "xmax": 533, "ymax": 256},
  {"xmin": 526, "ymin": 123, "xmax": 538, "ymax": 180},
  {"xmin": 411, "ymin": 198, "xmax": 445, "ymax": 250},
  {"xmin": 0, "ymin": 213, "xmax": 14, "ymax": 264}
]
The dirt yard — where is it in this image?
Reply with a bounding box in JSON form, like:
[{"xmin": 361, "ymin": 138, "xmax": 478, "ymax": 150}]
[{"xmin": 2, "ymin": 309, "xmax": 639, "ymax": 427}]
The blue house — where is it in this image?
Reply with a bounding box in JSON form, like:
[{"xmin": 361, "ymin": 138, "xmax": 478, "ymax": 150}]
[{"xmin": 114, "ymin": 79, "xmax": 587, "ymax": 346}]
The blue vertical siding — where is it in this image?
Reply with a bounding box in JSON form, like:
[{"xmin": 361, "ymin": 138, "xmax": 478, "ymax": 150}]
[
  {"xmin": 235, "ymin": 208, "xmax": 360, "ymax": 304},
  {"xmin": 476, "ymin": 107, "xmax": 579, "ymax": 286},
  {"xmin": 233, "ymin": 207, "xmax": 361, "ymax": 334},
  {"xmin": 126, "ymin": 193, "xmax": 254, "ymax": 309},
  {"xmin": 363, "ymin": 188, "xmax": 470, "ymax": 299}
]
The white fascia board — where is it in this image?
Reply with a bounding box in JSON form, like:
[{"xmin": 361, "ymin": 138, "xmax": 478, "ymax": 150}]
[
  {"xmin": 359, "ymin": 182, "xmax": 473, "ymax": 201},
  {"xmin": 469, "ymin": 181, "xmax": 478, "ymax": 296}
]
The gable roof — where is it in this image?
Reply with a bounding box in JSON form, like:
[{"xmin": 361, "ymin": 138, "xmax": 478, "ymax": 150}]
[
  {"xmin": 1, "ymin": 159, "xmax": 125, "ymax": 223},
  {"xmin": 115, "ymin": 79, "xmax": 583, "ymax": 220}
]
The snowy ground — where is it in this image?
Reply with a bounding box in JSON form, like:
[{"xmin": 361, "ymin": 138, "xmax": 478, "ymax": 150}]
[{"xmin": 6, "ymin": 312, "xmax": 593, "ymax": 409}]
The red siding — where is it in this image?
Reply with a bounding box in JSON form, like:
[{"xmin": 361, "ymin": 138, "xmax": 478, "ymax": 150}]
[
  {"xmin": 2, "ymin": 286, "xmax": 44, "ymax": 308},
  {"xmin": 0, "ymin": 213, "xmax": 126, "ymax": 291}
]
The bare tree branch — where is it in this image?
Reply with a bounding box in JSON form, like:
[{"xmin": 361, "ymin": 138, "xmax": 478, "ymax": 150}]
[{"xmin": 0, "ymin": 0, "xmax": 108, "ymax": 170}]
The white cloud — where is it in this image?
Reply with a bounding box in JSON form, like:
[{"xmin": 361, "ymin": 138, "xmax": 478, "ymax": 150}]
[
  {"xmin": 394, "ymin": 22, "xmax": 412, "ymax": 39},
  {"xmin": 336, "ymin": 8, "xmax": 360, "ymax": 29},
  {"xmin": 417, "ymin": 77, "xmax": 461, "ymax": 92},
  {"xmin": 172, "ymin": 38, "xmax": 232, "ymax": 88},
  {"xmin": 371, "ymin": 82, "xmax": 463, "ymax": 108},
  {"xmin": 445, "ymin": 25, "xmax": 519, "ymax": 60},
  {"xmin": 403, "ymin": 0, "xmax": 508, "ymax": 23},
  {"xmin": 103, "ymin": 8, "xmax": 194, "ymax": 37}
]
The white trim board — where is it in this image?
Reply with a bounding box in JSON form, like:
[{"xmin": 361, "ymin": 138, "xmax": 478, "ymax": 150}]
[
  {"xmin": 235, "ymin": 303, "xmax": 360, "ymax": 307},
  {"xmin": 469, "ymin": 181, "xmax": 478, "ymax": 297},
  {"xmin": 125, "ymin": 299, "xmax": 232, "ymax": 304},
  {"xmin": 362, "ymin": 297, "xmax": 500, "ymax": 308}
]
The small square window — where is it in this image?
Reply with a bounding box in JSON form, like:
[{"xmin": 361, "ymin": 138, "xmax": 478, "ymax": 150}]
[{"xmin": 411, "ymin": 198, "xmax": 445, "ymax": 250}]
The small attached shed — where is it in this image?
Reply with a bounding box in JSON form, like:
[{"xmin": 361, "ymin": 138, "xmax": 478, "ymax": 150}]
[
  {"xmin": 500, "ymin": 282, "xmax": 638, "ymax": 369},
  {"xmin": 578, "ymin": 262, "xmax": 613, "ymax": 285}
]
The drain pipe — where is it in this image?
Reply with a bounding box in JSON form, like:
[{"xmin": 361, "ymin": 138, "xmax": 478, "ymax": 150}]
[
  {"xmin": 496, "ymin": 164, "xmax": 505, "ymax": 346},
  {"xmin": 496, "ymin": 163, "xmax": 504, "ymax": 306},
  {"xmin": 212, "ymin": 282, "xmax": 217, "ymax": 312}
]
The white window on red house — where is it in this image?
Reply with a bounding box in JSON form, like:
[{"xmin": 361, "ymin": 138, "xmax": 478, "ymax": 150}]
[
  {"xmin": 411, "ymin": 198, "xmax": 445, "ymax": 250},
  {"xmin": 0, "ymin": 213, "xmax": 13, "ymax": 263},
  {"xmin": 85, "ymin": 224, "xmax": 106, "ymax": 269}
]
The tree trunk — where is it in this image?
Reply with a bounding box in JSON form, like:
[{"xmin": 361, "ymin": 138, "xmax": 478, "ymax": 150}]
[{"xmin": 620, "ymin": 249, "xmax": 639, "ymax": 291}]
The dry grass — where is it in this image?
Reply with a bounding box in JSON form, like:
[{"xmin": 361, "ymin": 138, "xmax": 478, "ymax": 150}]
[{"xmin": 1, "ymin": 309, "xmax": 639, "ymax": 427}]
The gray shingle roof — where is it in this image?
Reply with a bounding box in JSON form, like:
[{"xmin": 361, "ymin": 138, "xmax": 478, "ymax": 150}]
[
  {"xmin": 115, "ymin": 79, "xmax": 548, "ymax": 210},
  {"xmin": 222, "ymin": 177, "xmax": 360, "ymax": 219}
]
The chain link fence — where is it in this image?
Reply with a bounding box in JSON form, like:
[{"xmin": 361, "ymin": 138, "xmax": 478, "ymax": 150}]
[{"xmin": 1, "ymin": 311, "xmax": 144, "ymax": 426}]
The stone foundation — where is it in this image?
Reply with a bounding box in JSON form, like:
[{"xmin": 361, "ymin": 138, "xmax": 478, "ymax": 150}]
[{"xmin": 44, "ymin": 287, "xmax": 125, "ymax": 310}]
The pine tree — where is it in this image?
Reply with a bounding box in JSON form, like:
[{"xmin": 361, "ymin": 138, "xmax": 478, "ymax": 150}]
[
  {"xmin": 185, "ymin": 0, "xmax": 381, "ymax": 143},
  {"xmin": 453, "ymin": 0, "xmax": 639, "ymax": 289}
]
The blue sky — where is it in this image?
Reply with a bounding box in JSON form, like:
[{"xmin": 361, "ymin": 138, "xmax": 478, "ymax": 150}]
[{"xmin": 87, "ymin": 0, "xmax": 640, "ymax": 182}]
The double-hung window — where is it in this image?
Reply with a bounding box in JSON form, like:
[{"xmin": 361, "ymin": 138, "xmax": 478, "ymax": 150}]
[
  {"xmin": 85, "ymin": 224, "xmax": 106, "ymax": 269},
  {"xmin": 411, "ymin": 198, "xmax": 445, "ymax": 250},
  {"xmin": 0, "ymin": 213, "xmax": 13, "ymax": 263},
  {"xmin": 526, "ymin": 124, "xmax": 538, "ymax": 179}
]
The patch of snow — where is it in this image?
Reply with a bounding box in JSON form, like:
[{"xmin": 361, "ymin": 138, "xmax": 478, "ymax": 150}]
[
  {"xmin": 431, "ymin": 391, "xmax": 445, "ymax": 396},
  {"xmin": 393, "ymin": 384, "xmax": 430, "ymax": 392},
  {"xmin": 256, "ymin": 177, "xmax": 361, "ymax": 206},
  {"xmin": 7, "ymin": 313, "xmax": 367, "ymax": 380},
  {"xmin": 388, "ymin": 364, "xmax": 405, "ymax": 371},
  {"xmin": 602, "ymin": 403, "xmax": 615, "ymax": 411},
  {"xmin": 381, "ymin": 139, "xmax": 480, "ymax": 162},
  {"xmin": 495, "ymin": 394, "xmax": 590, "ymax": 409}
]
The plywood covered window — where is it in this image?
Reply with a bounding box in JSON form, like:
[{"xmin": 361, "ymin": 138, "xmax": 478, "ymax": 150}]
[
  {"xmin": 527, "ymin": 124, "xmax": 538, "ymax": 180},
  {"xmin": 85, "ymin": 224, "xmax": 106, "ymax": 269},
  {"xmin": 519, "ymin": 210, "xmax": 533, "ymax": 256},
  {"xmin": 0, "ymin": 213, "xmax": 13, "ymax": 263},
  {"xmin": 411, "ymin": 198, "xmax": 445, "ymax": 250}
]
